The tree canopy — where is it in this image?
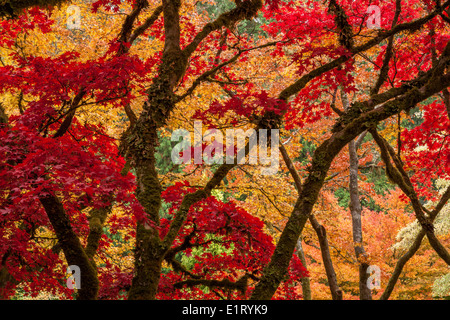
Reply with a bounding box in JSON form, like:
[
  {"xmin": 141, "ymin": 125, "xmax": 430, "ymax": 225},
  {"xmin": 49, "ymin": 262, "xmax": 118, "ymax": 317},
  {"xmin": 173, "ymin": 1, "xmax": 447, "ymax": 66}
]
[{"xmin": 0, "ymin": 0, "xmax": 450, "ymax": 300}]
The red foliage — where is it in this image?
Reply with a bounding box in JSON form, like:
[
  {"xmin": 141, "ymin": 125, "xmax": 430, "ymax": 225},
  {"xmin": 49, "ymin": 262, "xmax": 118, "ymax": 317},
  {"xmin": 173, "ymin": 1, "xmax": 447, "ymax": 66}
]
[
  {"xmin": 0, "ymin": 109, "xmax": 143, "ymax": 298},
  {"xmin": 155, "ymin": 182, "xmax": 308, "ymax": 300},
  {"xmin": 1, "ymin": 0, "xmax": 447, "ymax": 301},
  {"xmin": 0, "ymin": 7, "xmax": 53, "ymax": 47},
  {"xmin": 401, "ymin": 100, "xmax": 450, "ymax": 199},
  {"xmin": 193, "ymin": 90, "xmax": 288, "ymax": 126}
]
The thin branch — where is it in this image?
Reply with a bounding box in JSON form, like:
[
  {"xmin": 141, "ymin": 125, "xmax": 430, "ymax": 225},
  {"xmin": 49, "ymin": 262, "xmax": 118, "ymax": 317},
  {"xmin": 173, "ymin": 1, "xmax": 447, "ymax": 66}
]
[
  {"xmin": 278, "ymin": 2, "xmax": 450, "ymax": 101},
  {"xmin": 381, "ymin": 186, "xmax": 450, "ymax": 300},
  {"xmin": 279, "ymin": 141, "xmax": 343, "ymax": 300},
  {"xmin": 182, "ymin": 0, "xmax": 263, "ymax": 58},
  {"xmin": 371, "ymin": 0, "xmax": 401, "ymax": 95},
  {"xmin": 129, "ymin": 5, "xmax": 163, "ymax": 44},
  {"xmin": 176, "ymin": 40, "xmax": 288, "ymax": 102},
  {"xmin": 52, "ymin": 89, "xmax": 86, "ymax": 138},
  {"xmin": 371, "ymin": 129, "xmax": 450, "ymax": 266}
]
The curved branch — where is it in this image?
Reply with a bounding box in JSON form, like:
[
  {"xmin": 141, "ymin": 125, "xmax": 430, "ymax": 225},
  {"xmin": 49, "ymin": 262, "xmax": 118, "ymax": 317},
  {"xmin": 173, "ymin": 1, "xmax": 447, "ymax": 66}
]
[
  {"xmin": 129, "ymin": 5, "xmax": 163, "ymax": 44},
  {"xmin": 370, "ymin": 129, "xmax": 450, "ymax": 266},
  {"xmin": 117, "ymin": 0, "xmax": 148, "ymax": 53},
  {"xmin": 278, "ymin": 2, "xmax": 450, "ymax": 101},
  {"xmin": 279, "ymin": 143, "xmax": 343, "ymax": 300},
  {"xmin": 182, "ymin": 0, "xmax": 263, "ymax": 58},
  {"xmin": 174, "ymin": 274, "xmax": 252, "ymax": 296}
]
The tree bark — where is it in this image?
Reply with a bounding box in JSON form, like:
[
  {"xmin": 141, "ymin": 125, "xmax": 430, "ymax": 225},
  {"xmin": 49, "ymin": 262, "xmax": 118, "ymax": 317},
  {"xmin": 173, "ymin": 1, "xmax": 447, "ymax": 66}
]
[
  {"xmin": 39, "ymin": 193, "xmax": 99, "ymax": 300},
  {"xmin": 126, "ymin": 127, "xmax": 164, "ymax": 300},
  {"xmin": 296, "ymin": 238, "xmax": 311, "ymax": 300},
  {"xmin": 309, "ymin": 215, "xmax": 343, "ymax": 300},
  {"xmin": 280, "ymin": 144, "xmax": 342, "ymax": 299},
  {"xmin": 342, "ymin": 89, "xmax": 372, "ymax": 300}
]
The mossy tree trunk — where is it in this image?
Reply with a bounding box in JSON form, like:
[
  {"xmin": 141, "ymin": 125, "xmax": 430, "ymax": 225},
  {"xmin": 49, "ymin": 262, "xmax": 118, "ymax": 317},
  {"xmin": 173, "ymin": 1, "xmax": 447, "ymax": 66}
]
[
  {"xmin": 40, "ymin": 193, "xmax": 99, "ymax": 300},
  {"xmin": 124, "ymin": 0, "xmax": 263, "ymax": 300},
  {"xmin": 126, "ymin": 121, "xmax": 165, "ymax": 299}
]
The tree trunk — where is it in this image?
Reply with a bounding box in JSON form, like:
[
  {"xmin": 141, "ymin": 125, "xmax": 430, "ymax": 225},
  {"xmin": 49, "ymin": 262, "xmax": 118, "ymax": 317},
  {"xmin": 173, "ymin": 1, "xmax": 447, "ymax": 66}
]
[
  {"xmin": 296, "ymin": 238, "xmax": 311, "ymax": 300},
  {"xmin": 280, "ymin": 144, "xmax": 342, "ymax": 300},
  {"xmin": 342, "ymin": 89, "xmax": 372, "ymax": 300},
  {"xmin": 126, "ymin": 131, "xmax": 164, "ymax": 300},
  {"xmin": 309, "ymin": 215, "xmax": 343, "ymax": 300},
  {"xmin": 39, "ymin": 193, "xmax": 99, "ymax": 300},
  {"xmin": 349, "ymin": 151, "xmax": 372, "ymax": 300},
  {"xmin": 128, "ymin": 224, "xmax": 164, "ymax": 300}
]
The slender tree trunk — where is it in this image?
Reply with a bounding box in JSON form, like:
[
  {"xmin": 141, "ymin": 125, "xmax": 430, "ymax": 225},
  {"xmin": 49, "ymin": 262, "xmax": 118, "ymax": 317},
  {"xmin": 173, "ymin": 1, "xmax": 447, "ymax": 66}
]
[
  {"xmin": 349, "ymin": 137, "xmax": 372, "ymax": 300},
  {"xmin": 309, "ymin": 215, "xmax": 343, "ymax": 300},
  {"xmin": 341, "ymin": 89, "xmax": 372, "ymax": 300},
  {"xmin": 296, "ymin": 238, "xmax": 311, "ymax": 300}
]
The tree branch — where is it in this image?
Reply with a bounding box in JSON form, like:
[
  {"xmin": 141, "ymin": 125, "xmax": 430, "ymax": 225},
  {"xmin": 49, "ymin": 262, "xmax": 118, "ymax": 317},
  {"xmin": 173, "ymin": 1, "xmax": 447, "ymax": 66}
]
[
  {"xmin": 380, "ymin": 185, "xmax": 450, "ymax": 300},
  {"xmin": 52, "ymin": 89, "xmax": 86, "ymax": 138},
  {"xmin": 174, "ymin": 274, "xmax": 252, "ymax": 296},
  {"xmin": 278, "ymin": 2, "xmax": 450, "ymax": 101},
  {"xmin": 371, "ymin": 0, "xmax": 402, "ymax": 95},
  {"xmin": 129, "ymin": 5, "xmax": 163, "ymax": 44},
  {"xmin": 39, "ymin": 192, "xmax": 99, "ymax": 299},
  {"xmin": 279, "ymin": 143, "xmax": 343, "ymax": 300},
  {"xmin": 176, "ymin": 40, "xmax": 287, "ymax": 102},
  {"xmin": 117, "ymin": 0, "xmax": 148, "ymax": 54},
  {"xmin": 370, "ymin": 129, "xmax": 450, "ymax": 265},
  {"xmin": 182, "ymin": 0, "xmax": 263, "ymax": 58}
]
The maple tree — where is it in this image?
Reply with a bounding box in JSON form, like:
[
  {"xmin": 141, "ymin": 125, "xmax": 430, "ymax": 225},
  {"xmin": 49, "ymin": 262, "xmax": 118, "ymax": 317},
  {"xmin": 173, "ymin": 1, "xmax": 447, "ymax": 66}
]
[{"xmin": 1, "ymin": 0, "xmax": 450, "ymax": 301}]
